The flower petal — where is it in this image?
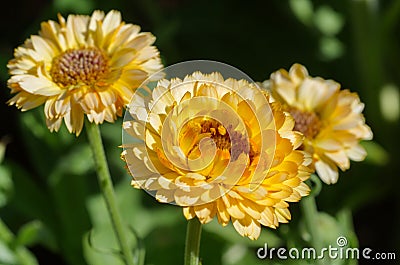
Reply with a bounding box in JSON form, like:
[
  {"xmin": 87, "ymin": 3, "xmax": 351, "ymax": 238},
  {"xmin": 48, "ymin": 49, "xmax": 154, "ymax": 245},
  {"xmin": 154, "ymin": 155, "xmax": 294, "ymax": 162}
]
[
  {"xmin": 315, "ymin": 159, "xmax": 339, "ymax": 184},
  {"xmin": 19, "ymin": 75, "xmax": 60, "ymax": 96}
]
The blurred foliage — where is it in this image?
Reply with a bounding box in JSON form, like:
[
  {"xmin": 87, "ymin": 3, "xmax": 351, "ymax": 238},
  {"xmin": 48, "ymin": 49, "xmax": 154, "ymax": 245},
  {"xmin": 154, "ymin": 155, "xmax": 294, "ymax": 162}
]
[{"xmin": 0, "ymin": 0, "xmax": 399, "ymax": 265}]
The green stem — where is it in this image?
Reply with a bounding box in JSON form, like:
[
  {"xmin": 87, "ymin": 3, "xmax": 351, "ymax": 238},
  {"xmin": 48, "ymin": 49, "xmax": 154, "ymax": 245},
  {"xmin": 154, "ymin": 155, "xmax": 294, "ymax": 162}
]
[
  {"xmin": 184, "ymin": 218, "xmax": 202, "ymax": 265},
  {"xmin": 300, "ymin": 195, "xmax": 322, "ymax": 248},
  {"xmin": 300, "ymin": 194, "xmax": 325, "ymax": 265},
  {"xmin": 85, "ymin": 121, "xmax": 135, "ymax": 265}
]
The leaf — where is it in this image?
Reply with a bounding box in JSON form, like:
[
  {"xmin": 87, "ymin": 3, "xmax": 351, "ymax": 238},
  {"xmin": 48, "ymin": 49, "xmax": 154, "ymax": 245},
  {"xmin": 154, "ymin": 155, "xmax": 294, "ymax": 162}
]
[
  {"xmin": 0, "ymin": 240, "xmax": 16, "ymax": 265},
  {"xmin": 85, "ymin": 179, "xmax": 180, "ymax": 265},
  {"xmin": 83, "ymin": 227, "xmax": 125, "ymax": 265},
  {"xmin": 0, "ymin": 220, "xmax": 39, "ymax": 265},
  {"xmin": 14, "ymin": 247, "xmax": 39, "ymax": 265},
  {"xmin": 15, "ymin": 221, "xmax": 43, "ymax": 247},
  {"xmin": 48, "ymin": 172, "xmax": 91, "ymax": 265},
  {"xmin": 298, "ymin": 211, "xmax": 359, "ymax": 265},
  {"xmin": 5, "ymin": 161, "xmax": 55, "ymax": 234},
  {"xmin": 49, "ymin": 144, "xmax": 94, "ymax": 183}
]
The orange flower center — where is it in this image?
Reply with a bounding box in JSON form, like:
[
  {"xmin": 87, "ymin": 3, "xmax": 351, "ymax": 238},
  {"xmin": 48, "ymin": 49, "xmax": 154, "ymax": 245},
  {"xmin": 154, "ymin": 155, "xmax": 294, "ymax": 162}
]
[
  {"xmin": 50, "ymin": 48, "xmax": 109, "ymax": 87},
  {"xmin": 288, "ymin": 107, "xmax": 321, "ymax": 139},
  {"xmin": 183, "ymin": 118, "xmax": 253, "ymax": 161}
]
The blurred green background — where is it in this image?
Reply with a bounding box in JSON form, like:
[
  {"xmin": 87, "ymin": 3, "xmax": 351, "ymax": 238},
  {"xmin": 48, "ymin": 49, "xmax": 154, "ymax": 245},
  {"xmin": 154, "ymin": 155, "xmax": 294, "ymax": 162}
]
[{"xmin": 0, "ymin": 0, "xmax": 398, "ymax": 264}]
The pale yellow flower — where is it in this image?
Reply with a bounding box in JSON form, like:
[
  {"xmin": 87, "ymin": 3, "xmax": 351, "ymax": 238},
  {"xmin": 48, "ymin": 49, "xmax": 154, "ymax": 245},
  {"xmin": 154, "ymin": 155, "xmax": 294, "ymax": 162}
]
[
  {"xmin": 265, "ymin": 64, "xmax": 373, "ymax": 184},
  {"xmin": 7, "ymin": 10, "xmax": 163, "ymax": 135},
  {"xmin": 122, "ymin": 72, "xmax": 311, "ymax": 239}
]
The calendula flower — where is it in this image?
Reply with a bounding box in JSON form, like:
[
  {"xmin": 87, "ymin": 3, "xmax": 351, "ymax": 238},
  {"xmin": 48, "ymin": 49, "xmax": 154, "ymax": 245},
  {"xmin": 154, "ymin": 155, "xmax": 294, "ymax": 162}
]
[
  {"xmin": 122, "ymin": 71, "xmax": 311, "ymax": 239},
  {"xmin": 265, "ymin": 64, "xmax": 373, "ymax": 184},
  {"xmin": 7, "ymin": 10, "xmax": 162, "ymax": 135}
]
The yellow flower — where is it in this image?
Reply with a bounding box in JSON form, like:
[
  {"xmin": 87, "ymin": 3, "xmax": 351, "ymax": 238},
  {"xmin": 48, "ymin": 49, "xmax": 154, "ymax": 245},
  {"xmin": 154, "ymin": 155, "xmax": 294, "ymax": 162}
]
[
  {"xmin": 122, "ymin": 71, "xmax": 311, "ymax": 239},
  {"xmin": 7, "ymin": 10, "xmax": 163, "ymax": 135},
  {"xmin": 265, "ymin": 63, "xmax": 373, "ymax": 184}
]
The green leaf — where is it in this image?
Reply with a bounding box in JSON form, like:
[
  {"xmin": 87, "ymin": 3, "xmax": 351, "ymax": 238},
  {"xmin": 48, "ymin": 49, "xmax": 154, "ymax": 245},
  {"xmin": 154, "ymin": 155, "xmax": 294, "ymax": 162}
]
[
  {"xmin": 49, "ymin": 144, "xmax": 94, "ymax": 185},
  {"xmin": 48, "ymin": 172, "xmax": 91, "ymax": 265},
  {"xmin": 14, "ymin": 247, "xmax": 39, "ymax": 265},
  {"xmin": 0, "ymin": 219, "xmax": 39, "ymax": 265},
  {"xmin": 0, "ymin": 240, "xmax": 16, "ymax": 265},
  {"xmin": 5, "ymin": 161, "xmax": 55, "ymax": 233},
  {"xmin": 299, "ymin": 211, "xmax": 359, "ymax": 265},
  {"xmin": 83, "ymin": 227, "xmax": 125, "ymax": 265},
  {"xmin": 85, "ymin": 180, "xmax": 180, "ymax": 265},
  {"xmin": 15, "ymin": 221, "xmax": 43, "ymax": 247},
  {"xmin": 83, "ymin": 225, "xmax": 146, "ymax": 265}
]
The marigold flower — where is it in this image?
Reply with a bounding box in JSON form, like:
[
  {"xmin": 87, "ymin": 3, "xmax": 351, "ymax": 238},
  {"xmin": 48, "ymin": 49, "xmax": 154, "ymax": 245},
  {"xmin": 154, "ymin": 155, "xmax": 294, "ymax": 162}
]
[
  {"xmin": 7, "ymin": 10, "xmax": 163, "ymax": 135},
  {"xmin": 122, "ymin": 71, "xmax": 311, "ymax": 239},
  {"xmin": 265, "ymin": 64, "xmax": 373, "ymax": 184}
]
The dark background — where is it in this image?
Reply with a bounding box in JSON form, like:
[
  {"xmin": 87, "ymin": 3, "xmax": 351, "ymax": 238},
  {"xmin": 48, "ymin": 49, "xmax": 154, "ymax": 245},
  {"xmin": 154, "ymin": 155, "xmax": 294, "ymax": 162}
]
[{"xmin": 0, "ymin": 0, "xmax": 398, "ymax": 264}]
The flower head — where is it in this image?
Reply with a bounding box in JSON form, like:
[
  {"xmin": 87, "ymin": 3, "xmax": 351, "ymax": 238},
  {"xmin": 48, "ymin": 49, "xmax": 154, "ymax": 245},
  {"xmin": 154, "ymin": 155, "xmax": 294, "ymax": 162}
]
[
  {"xmin": 265, "ymin": 64, "xmax": 373, "ymax": 184},
  {"xmin": 122, "ymin": 71, "xmax": 311, "ymax": 239},
  {"xmin": 7, "ymin": 10, "xmax": 163, "ymax": 135}
]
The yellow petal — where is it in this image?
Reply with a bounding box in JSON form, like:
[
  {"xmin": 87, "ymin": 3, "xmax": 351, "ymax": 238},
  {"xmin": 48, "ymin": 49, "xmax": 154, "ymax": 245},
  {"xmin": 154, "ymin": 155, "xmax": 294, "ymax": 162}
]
[
  {"xmin": 31, "ymin": 35, "xmax": 57, "ymax": 61},
  {"xmin": 19, "ymin": 75, "xmax": 60, "ymax": 96},
  {"xmin": 325, "ymin": 150, "xmax": 350, "ymax": 171},
  {"xmin": 346, "ymin": 144, "xmax": 367, "ymax": 161},
  {"xmin": 315, "ymin": 159, "xmax": 339, "ymax": 184},
  {"xmin": 183, "ymin": 207, "xmax": 196, "ymax": 220},
  {"xmin": 64, "ymin": 103, "xmax": 84, "ymax": 135},
  {"xmin": 297, "ymin": 78, "xmax": 338, "ymax": 111},
  {"xmin": 102, "ymin": 10, "xmax": 122, "ymax": 36}
]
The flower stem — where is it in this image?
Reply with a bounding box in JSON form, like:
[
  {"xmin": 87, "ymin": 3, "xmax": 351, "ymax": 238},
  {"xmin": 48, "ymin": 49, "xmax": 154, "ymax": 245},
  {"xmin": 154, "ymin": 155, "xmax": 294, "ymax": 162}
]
[
  {"xmin": 85, "ymin": 121, "xmax": 135, "ymax": 265},
  {"xmin": 300, "ymin": 195, "xmax": 323, "ymax": 249},
  {"xmin": 184, "ymin": 218, "xmax": 202, "ymax": 265},
  {"xmin": 300, "ymin": 192, "xmax": 326, "ymax": 265}
]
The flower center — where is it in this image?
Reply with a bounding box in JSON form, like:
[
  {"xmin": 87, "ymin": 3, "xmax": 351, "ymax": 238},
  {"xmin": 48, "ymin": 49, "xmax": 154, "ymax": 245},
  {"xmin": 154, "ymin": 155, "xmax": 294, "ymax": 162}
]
[
  {"xmin": 183, "ymin": 118, "xmax": 252, "ymax": 161},
  {"xmin": 288, "ymin": 107, "xmax": 321, "ymax": 139},
  {"xmin": 50, "ymin": 48, "xmax": 109, "ymax": 87},
  {"xmin": 202, "ymin": 119, "xmax": 251, "ymax": 161}
]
